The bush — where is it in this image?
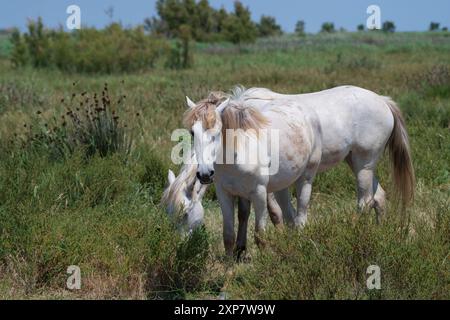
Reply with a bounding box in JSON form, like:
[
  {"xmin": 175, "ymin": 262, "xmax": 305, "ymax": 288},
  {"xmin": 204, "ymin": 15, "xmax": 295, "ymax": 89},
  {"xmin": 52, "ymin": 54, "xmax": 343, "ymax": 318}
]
[
  {"xmin": 10, "ymin": 19, "xmax": 169, "ymax": 73},
  {"xmin": 257, "ymin": 16, "xmax": 283, "ymax": 38},
  {"xmin": 408, "ymin": 65, "xmax": 450, "ymax": 99},
  {"xmin": 382, "ymin": 21, "xmax": 396, "ymax": 33},
  {"xmin": 321, "ymin": 22, "xmax": 335, "ymax": 33},
  {"xmin": 228, "ymin": 209, "xmax": 450, "ymax": 299},
  {"xmin": 0, "ymin": 141, "xmax": 211, "ymax": 298},
  {"xmin": 16, "ymin": 83, "xmax": 138, "ymax": 161},
  {"xmin": 295, "ymin": 20, "xmax": 305, "ymax": 36}
]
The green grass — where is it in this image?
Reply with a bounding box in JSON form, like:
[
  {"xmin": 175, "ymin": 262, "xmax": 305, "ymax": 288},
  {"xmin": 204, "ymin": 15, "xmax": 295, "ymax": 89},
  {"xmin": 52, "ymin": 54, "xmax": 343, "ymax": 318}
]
[{"xmin": 0, "ymin": 32, "xmax": 449, "ymax": 299}]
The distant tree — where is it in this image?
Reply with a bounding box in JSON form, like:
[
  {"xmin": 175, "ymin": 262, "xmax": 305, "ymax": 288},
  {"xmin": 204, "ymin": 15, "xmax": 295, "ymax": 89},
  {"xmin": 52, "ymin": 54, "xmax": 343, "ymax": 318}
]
[
  {"xmin": 257, "ymin": 15, "xmax": 283, "ymax": 37},
  {"xmin": 223, "ymin": 1, "xmax": 257, "ymax": 45},
  {"xmin": 295, "ymin": 20, "xmax": 305, "ymax": 36},
  {"xmin": 321, "ymin": 22, "xmax": 335, "ymax": 33},
  {"xmin": 10, "ymin": 28, "xmax": 29, "ymax": 67},
  {"xmin": 357, "ymin": 24, "xmax": 365, "ymax": 31},
  {"xmin": 213, "ymin": 7, "xmax": 228, "ymax": 34},
  {"xmin": 144, "ymin": 17, "xmax": 167, "ymax": 35},
  {"xmin": 429, "ymin": 22, "xmax": 440, "ymax": 31},
  {"xmin": 195, "ymin": 0, "xmax": 215, "ymax": 40},
  {"xmin": 382, "ymin": 21, "xmax": 396, "ymax": 33},
  {"xmin": 443, "ymin": 27, "xmax": 448, "ymax": 32}
]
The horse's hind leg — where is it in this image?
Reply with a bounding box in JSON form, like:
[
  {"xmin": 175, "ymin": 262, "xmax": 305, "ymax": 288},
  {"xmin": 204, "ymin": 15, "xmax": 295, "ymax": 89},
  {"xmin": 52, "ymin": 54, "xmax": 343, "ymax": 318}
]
[
  {"xmin": 294, "ymin": 148, "xmax": 320, "ymax": 228},
  {"xmin": 346, "ymin": 152, "xmax": 383, "ymax": 217},
  {"xmin": 235, "ymin": 197, "xmax": 250, "ymax": 261},
  {"xmin": 267, "ymin": 193, "xmax": 283, "ymax": 226},
  {"xmin": 274, "ymin": 189, "xmax": 295, "ymax": 227},
  {"xmin": 373, "ymin": 177, "xmax": 386, "ymax": 223},
  {"xmin": 294, "ymin": 177, "xmax": 314, "ymax": 227}
]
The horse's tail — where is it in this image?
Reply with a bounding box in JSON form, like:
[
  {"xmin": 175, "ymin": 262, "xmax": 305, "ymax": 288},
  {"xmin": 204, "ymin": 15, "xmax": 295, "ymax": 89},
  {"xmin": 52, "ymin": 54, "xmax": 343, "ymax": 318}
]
[{"xmin": 383, "ymin": 96, "xmax": 415, "ymax": 209}]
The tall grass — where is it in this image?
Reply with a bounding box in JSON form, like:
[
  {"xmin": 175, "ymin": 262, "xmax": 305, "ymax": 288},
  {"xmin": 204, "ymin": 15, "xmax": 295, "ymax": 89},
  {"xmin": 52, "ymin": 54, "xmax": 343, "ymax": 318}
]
[{"xmin": 0, "ymin": 32, "xmax": 449, "ymax": 299}]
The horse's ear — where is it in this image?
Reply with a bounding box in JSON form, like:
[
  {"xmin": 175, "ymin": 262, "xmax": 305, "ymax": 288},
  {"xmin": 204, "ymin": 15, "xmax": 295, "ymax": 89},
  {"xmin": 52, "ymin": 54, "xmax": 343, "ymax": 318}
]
[
  {"xmin": 186, "ymin": 96, "xmax": 196, "ymax": 109},
  {"xmin": 216, "ymin": 98, "xmax": 230, "ymax": 114},
  {"xmin": 168, "ymin": 170, "xmax": 176, "ymax": 185}
]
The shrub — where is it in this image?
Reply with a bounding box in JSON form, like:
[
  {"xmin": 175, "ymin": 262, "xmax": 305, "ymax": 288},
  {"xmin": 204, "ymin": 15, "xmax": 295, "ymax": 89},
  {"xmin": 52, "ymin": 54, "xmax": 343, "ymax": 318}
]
[
  {"xmin": 257, "ymin": 16, "xmax": 283, "ymax": 38},
  {"xmin": 295, "ymin": 20, "xmax": 306, "ymax": 36},
  {"xmin": 10, "ymin": 20, "xmax": 169, "ymax": 73},
  {"xmin": 382, "ymin": 21, "xmax": 396, "ymax": 33},
  {"xmin": 17, "ymin": 83, "xmax": 138, "ymax": 160},
  {"xmin": 429, "ymin": 22, "xmax": 440, "ymax": 31},
  {"xmin": 165, "ymin": 25, "xmax": 194, "ymax": 69},
  {"xmin": 408, "ymin": 65, "xmax": 450, "ymax": 99},
  {"xmin": 321, "ymin": 22, "xmax": 335, "ymax": 33},
  {"xmin": 222, "ymin": 2, "xmax": 258, "ymax": 45}
]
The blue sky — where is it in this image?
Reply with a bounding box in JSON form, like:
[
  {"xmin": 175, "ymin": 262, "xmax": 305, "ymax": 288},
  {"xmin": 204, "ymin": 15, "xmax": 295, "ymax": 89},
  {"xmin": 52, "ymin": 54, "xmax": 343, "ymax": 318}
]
[{"xmin": 1, "ymin": 0, "xmax": 449, "ymax": 32}]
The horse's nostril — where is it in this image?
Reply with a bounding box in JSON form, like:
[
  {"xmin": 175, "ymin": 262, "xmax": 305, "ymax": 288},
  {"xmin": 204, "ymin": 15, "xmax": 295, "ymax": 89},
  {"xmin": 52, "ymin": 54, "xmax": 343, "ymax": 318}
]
[
  {"xmin": 196, "ymin": 172, "xmax": 201, "ymax": 180},
  {"xmin": 210, "ymin": 170, "xmax": 215, "ymax": 177}
]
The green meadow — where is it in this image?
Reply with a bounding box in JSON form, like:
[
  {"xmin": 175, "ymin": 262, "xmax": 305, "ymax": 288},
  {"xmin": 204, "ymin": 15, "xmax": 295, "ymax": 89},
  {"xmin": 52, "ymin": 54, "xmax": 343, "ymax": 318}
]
[{"xmin": 0, "ymin": 32, "xmax": 449, "ymax": 299}]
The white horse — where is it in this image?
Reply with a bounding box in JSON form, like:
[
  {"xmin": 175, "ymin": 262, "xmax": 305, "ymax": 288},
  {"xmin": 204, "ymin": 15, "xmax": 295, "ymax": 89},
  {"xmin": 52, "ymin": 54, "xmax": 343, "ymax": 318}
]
[
  {"xmin": 162, "ymin": 150, "xmax": 284, "ymax": 258},
  {"xmin": 161, "ymin": 152, "xmax": 208, "ymax": 234},
  {"xmin": 184, "ymin": 86, "xmax": 415, "ymax": 256},
  {"xmin": 161, "ymin": 150, "xmax": 283, "ymax": 247}
]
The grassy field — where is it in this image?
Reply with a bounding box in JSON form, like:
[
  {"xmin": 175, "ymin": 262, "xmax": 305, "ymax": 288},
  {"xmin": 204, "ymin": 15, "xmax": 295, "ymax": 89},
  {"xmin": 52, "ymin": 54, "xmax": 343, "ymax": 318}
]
[{"xmin": 0, "ymin": 32, "xmax": 449, "ymax": 299}]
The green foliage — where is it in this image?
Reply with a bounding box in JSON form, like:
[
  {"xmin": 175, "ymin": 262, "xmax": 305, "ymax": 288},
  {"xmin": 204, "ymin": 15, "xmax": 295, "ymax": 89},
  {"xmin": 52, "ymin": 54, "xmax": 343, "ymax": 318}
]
[
  {"xmin": 295, "ymin": 20, "xmax": 306, "ymax": 36},
  {"xmin": 222, "ymin": 1, "xmax": 258, "ymax": 45},
  {"xmin": 165, "ymin": 25, "xmax": 194, "ymax": 69},
  {"xmin": 382, "ymin": 21, "xmax": 396, "ymax": 33},
  {"xmin": 257, "ymin": 16, "xmax": 283, "ymax": 38},
  {"xmin": 174, "ymin": 226, "xmax": 210, "ymax": 295},
  {"xmin": 0, "ymin": 32, "xmax": 449, "ymax": 299},
  {"xmin": 357, "ymin": 24, "xmax": 365, "ymax": 31},
  {"xmin": 429, "ymin": 22, "xmax": 440, "ymax": 31},
  {"xmin": 321, "ymin": 22, "xmax": 335, "ymax": 33},
  {"xmin": 10, "ymin": 20, "xmax": 169, "ymax": 73},
  {"xmin": 153, "ymin": 0, "xmax": 258, "ymax": 44},
  {"xmin": 10, "ymin": 28, "xmax": 29, "ymax": 67},
  {"xmin": 16, "ymin": 83, "xmax": 136, "ymax": 160},
  {"xmin": 229, "ymin": 208, "xmax": 450, "ymax": 299},
  {"xmin": 154, "ymin": 0, "xmax": 218, "ymax": 42}
]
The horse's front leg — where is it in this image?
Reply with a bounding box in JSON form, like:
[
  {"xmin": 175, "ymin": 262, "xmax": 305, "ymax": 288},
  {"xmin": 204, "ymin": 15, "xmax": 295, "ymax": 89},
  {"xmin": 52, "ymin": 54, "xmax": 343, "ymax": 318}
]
[
  {"xmin": 235, "ymin": 197, "xmax": 251, "ymax": 261},
  {"xmin": 215, "ymin": 185, "xmax": 235, "ymax": 257},
  {"xmin": 251, "ymin": 185, "xmax": 269, "ymax": 248}
]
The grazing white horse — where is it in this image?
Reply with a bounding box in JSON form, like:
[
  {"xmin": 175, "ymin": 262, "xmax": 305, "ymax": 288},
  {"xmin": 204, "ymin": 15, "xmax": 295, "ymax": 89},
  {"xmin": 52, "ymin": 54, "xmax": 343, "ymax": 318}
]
[
  {"xmin": 161, "ymin": 152, "xmax": 208, "ymax": 234},
  {"xmin": 184, "ymin": 86, "xmax": 415, "ymax": 257}
]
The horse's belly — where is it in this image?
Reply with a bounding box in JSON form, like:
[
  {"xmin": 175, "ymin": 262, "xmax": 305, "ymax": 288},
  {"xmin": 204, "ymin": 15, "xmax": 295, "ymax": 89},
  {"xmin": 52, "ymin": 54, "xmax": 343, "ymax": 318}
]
[
  {"xmin": 318, "ymin": 146, "xmax": 351, "ymax": 172},
  {"xmin": 266, "ymin": 162, "xmax": 305, "ymax": 192}
]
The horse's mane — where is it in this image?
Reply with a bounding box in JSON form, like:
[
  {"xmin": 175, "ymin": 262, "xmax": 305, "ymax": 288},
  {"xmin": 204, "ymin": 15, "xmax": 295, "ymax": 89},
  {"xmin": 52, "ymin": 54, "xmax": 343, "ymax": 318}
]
[
  {"xmin": 161, "ymin": 153, "xmax": 197, "ymax": 215},
  {"xmin": 183, "ymin": 91, "xmax": 229, "ymax": 129},
  {"xmin": 222, "ymin": 86, "xmax": 270, "ymax": 132}
]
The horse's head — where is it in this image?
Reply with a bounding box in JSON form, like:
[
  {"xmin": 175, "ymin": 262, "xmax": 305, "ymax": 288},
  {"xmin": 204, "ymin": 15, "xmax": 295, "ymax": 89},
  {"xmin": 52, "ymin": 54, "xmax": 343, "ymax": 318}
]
[
  {"xmin": 162, "ymin": 169, "xmax": 208, "ymax": 233},
  {"xmin": 162, "ymin": 166, "xmax": 207, "ymax": 232},
  {"xmin": 184, "ymin": 94, "xmax": 229, "ymax": 185}
]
